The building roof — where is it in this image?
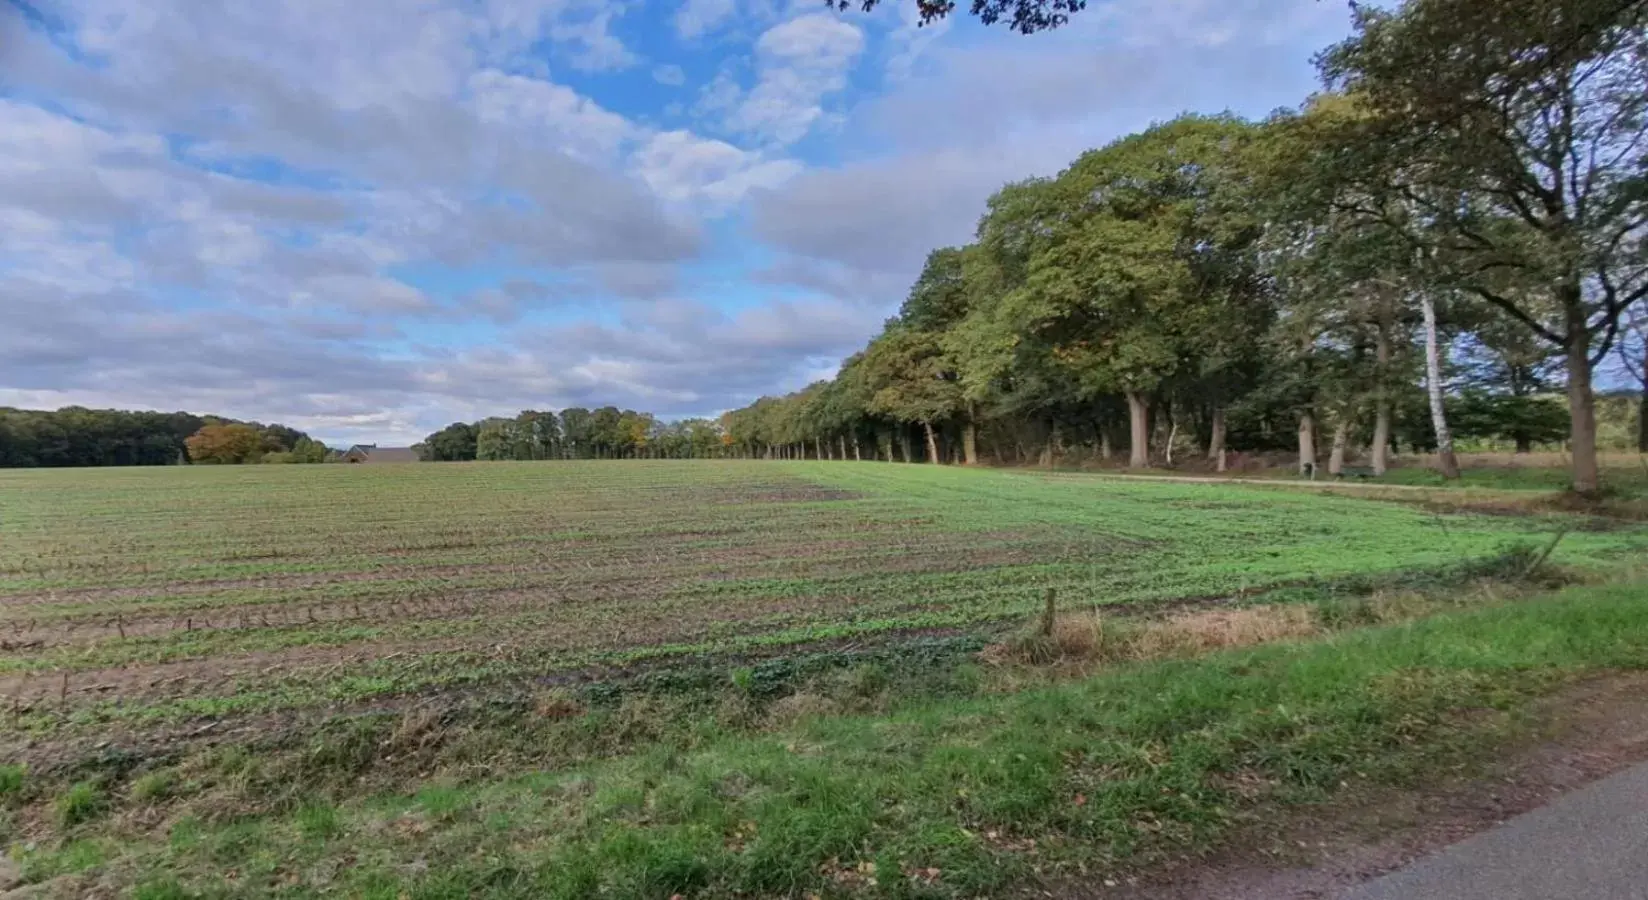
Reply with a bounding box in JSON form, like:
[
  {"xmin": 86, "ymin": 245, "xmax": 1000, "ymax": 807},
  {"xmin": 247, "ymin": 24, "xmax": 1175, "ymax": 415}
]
[{"xmin": 347, "ymin": 445, "xmax": 419, "ymax": 463}]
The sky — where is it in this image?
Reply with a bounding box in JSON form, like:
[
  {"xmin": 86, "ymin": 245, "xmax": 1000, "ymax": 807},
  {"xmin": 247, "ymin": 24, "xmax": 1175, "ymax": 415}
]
[{"xmin": 0, "ymin": 0, "xmax": 1361, "ymax": 447}]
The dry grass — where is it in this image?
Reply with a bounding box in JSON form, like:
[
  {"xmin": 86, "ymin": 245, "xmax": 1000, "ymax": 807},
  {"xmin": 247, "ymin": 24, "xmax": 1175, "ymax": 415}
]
[
  {"xmin": 991, "ymin": 575, "xmax": 1583, "ymax": 672},
  {"xmin": 766, "ymin": 691, "xmax": 842, "ymax": 726},
  {"xmin": 1131, "ymin": 605, "xmax": 1323, "ymax": 657},
  {"xmin": 532, "ymin": 689, "xmax": 585, "ymax": 720},
  {"xmin": 990, "ymin": 603, "xmax": 1325, "ymax": 668}
]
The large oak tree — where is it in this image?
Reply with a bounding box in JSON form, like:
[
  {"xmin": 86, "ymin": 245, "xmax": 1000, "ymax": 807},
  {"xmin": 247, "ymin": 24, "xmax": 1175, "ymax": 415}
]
[{"xmin": 1320, "ymin": 0, "xmax": 1648, "ymax": 493}]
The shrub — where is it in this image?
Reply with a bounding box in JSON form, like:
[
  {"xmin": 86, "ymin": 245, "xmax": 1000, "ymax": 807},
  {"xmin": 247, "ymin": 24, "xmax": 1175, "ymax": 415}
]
[
  {"xmin": 130, "ymin": 771, "xmax": 176, "ymax": 803},
  {"xmin": 55, "ymin": 781, "xmax": 106, "ymax": 828},
  {"xmin": 0, "ymin": 764, "xmax": 25, "ymax": 803}
]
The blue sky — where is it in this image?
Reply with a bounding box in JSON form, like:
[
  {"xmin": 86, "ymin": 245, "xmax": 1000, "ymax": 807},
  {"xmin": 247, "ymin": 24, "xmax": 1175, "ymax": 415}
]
[{"xmin": 0, "ymin": 0, "xmax": 1360, "ymax": 446}]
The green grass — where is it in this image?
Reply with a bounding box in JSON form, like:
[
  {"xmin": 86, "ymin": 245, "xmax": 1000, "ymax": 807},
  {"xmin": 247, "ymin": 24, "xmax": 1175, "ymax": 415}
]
[
  {"xmin": 2, "ymin": 461, "xmax": 1643, "ymax": 732},
  {"xmin": 53, "ymin": 781, "xmax": 105, "ymax": 829},
  {"xmin": 8, "ymin": 579, "xmax": 1646, "ymax": 897},
  {"xmin": 0, "ymin": 764, "xmax": 25, "ymax": 802},
  {"xmin": 128, "ymin": 771, "xmax": 175, "ymax": 804},
  {"xmin": 1370, "ymin": 465, "xmax": 1648, "ymax": 493},
  {"xmin": 3, "ymin": 461, "xmax": 1647, "ymax": 895}
]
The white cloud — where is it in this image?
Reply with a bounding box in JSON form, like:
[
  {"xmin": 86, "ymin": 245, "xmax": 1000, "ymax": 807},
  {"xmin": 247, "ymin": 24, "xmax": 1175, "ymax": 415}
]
[
  {"xmin": 727, "ymin": 14, "xmax": 864, "ymax": 145},
  {"xmin": 694, "ymin": 68, "xmax": 746, "ymax": 120},
  {"xmin": 883, "ymin": 0, "xmax": 952, "ymax": 81},
  {"xmin": 550, "ymin": 9, "xmax": 641, "ymax": 72},
  {"xmin": 0, "ymin": 0, "xmax": 1360, "ymax": 446},
  {"xmin": 295, "ymin": 275, "xmax": 438, "ymax": 315},
  {"xmin": 675, "ymin": 0, "xmax": 738, "ymax": 40},
  {"xmin": 468, "ymin": 69, "xmax": 639, "ymax": 162},
  {"xmin": 633, "ymin": 130, "xmax": 803, "ymax": 209},
  {"xmin": 753, "ymin": 0, "xmax": 1355, "ymax": 282}
]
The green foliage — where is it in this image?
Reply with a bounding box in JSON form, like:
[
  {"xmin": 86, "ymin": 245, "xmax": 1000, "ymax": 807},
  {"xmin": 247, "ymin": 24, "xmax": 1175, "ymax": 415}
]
[
  {"xmin": 0, "ymin": 407, "xmax": 314, "ymax": 468},
  {"xmin": 474, "ymin": 417, "xmax": 515, "ymax": 461},
  {"xmin": 0, "ymin": 764, "xmax": 26, "ymax": 803},
  {"xmin": 295, "ymin": 802, "xmax": 342, "ymax": 840},
  {"xmin": 132, "ymin": 879, "xmax": 192, "ymax": 900},
  {"xmin": 290, "ymin": 437, "xmax": 330, "ymax": 464},
  {"xmin": 54, "ymin": 781, "xmax": 106, "ymax": 828},
  {"xmin": 1452, "ymin": 392, "xmax": 1571, "ymax": 449},
  {"xmin": 1315, "ymin": 0, "xmax": 1648, "ymax": 490},
  {"xmin": 707, "ymin": 0, "xmax": 1648, "ymax": 490},
  {"xmin": 129, "ymin": 771, "xmax": 175, "ymax": 803},
  {"xmin": 862, "ymin": 329, "xmax": 965, "ymax": 434},
  {"xmin": 422, "ymin": 407, "xmax": 703, "ymax": 462},
  {"xmin": 425, "ymin": 422, "xmax": 479, "ymax": 461}
]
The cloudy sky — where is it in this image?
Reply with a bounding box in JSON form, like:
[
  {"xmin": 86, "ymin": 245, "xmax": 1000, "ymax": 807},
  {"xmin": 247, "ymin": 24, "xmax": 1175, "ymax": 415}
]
[{"xmin": 0, "ymin": 0, "xmax": 1357, "ymax": 446}]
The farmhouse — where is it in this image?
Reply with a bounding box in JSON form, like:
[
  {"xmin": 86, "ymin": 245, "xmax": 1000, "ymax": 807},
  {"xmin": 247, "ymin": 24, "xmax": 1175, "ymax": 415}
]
[{"xmin": 341, "ymin": 444, "xmax": 420, "ymax": 464}]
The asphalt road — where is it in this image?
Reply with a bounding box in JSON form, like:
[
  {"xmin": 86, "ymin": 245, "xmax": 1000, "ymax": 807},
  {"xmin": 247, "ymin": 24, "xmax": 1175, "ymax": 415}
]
[{"xmin": 1343, "ymin": 762, "xmax": 1648, "ymax": 900}]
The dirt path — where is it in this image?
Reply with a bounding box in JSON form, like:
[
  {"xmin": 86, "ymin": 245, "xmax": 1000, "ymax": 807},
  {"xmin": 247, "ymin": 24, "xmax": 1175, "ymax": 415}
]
[{"xmin": 1062, "ymin": 672, "xmax": 1648, "ymax": 899}]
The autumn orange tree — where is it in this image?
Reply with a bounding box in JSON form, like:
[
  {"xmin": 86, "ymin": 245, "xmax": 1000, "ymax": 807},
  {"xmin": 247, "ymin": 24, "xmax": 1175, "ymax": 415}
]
[{"xmin": 184, "ymin": 423, "xmax": 264, "ymax": 464}]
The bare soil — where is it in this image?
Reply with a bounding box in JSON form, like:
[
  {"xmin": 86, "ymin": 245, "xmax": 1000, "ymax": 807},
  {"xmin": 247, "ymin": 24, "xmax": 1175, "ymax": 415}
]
[
  {"xmin": 1059, "ymin": 672, "xmax": 1648, "ymax": 900},
  {"xmin": 0, "ymin": 528, "xmax": 1060, "ymax": 654}
]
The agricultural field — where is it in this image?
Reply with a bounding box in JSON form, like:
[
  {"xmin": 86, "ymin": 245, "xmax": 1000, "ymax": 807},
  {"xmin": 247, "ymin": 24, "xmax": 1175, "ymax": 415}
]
[
  {"xmin": 4, "ymin": 461, "xmax": 1648, "ymax": 897},
  {"xmin": 1, "ymin": 461, "xmax": 1641, "ymax": 749}
]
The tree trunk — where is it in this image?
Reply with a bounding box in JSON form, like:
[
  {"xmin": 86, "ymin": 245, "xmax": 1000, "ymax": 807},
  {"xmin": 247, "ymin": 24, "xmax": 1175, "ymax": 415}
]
[
  {"xmin": 901, "ymin": 431, "xmax": 914, "ymax": 464},
  {"xmin": 1516, "ymin": 435, "xmax": 1533, "ymax": 454},
  {"xmin": 1099, "ymin": 427, "xmax": 1113, "ymax": 461},
  {"xmin": 1206, "ymin": 407, "xmax": 1226, "ymax": 463},
  {"xmin": 1420, "ymin": 293, "xmax": 1461, "ymax": 480},
  {"xmin": 1039, "ymin": 421, "xmax": 1053, "ymax": 469},
  {"xmin": 923, "ymin": 421, "xmax": 941, "ymax": 465},
  {"xmin": 1564, "ymin": 305, "xmax": 1600, "ymax": 494},
  {"xmin": 1636, "ymin": 336, "xmax": 1648, "ymax": 453},
  {"xmin": 1298, "ymin": 410, "xmax": 1317, "ymax": 477},
  {"xmin": 1328, "ymin": 417, "xmax": 1349, "ymax": 476},
  {"xmin": 1372, "ymin": 315, "xmax": 1392, "ymax": 476},
  {"xmin": 1639, "ymin": 384, "xmax": 1648, "ymax": 454},
  {"xmin": 816, "ymin": 438, "xmax": 825, "ymax": 460},
  {"xmin": 962, "ymin": 406, "xmax": 979, "ymax": 465},
  {"xmin": 1125, "ymin": 392, "xmax": 1150, "ymax": 469}
]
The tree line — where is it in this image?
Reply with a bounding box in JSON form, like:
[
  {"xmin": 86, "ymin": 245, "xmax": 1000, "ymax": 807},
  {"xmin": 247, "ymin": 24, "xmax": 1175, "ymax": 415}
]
[
  {"xmin": 0, "ymin": 407, "xmax": 324, "ymax": 467},
  {"xmin": 418, "ymin": 409, "xmax": 732, "ymax": 461},
  {"xmin": 721, "ymin": 0, "xmax": 1648, "ymax": 493}
]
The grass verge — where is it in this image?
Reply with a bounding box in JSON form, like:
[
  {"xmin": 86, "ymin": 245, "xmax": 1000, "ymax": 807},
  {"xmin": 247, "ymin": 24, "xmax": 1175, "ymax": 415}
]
[{"xmin": 8, "ymin": 577, "xmax": 1648, "ymax": 898}]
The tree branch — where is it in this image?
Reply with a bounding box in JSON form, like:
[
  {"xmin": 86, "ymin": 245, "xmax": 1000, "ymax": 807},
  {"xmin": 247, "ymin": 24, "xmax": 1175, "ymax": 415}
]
[{"xmin": 1460, "ymin": 284, "xmax": 1565, "ymax": 345}]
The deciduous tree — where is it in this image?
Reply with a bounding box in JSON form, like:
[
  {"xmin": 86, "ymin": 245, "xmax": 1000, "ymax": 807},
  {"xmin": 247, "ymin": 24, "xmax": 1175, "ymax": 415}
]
[
  {"xmin": 1321, "ymin": 0, "xmax": 1648, "ymax": 492},
  {"xmin": 185, "ymin": 424, "xmax": 263, "ymax": 464}
]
